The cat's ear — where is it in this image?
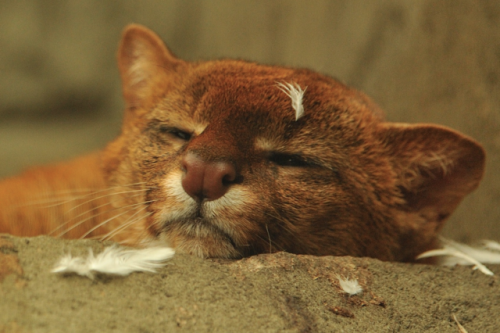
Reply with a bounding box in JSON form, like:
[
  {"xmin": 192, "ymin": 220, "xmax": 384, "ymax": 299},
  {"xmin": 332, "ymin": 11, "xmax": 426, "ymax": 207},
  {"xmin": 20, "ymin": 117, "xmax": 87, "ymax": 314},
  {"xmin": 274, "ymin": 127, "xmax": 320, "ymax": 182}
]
[
  {"xmin": 380, "ymin": 123, "xmax": 485, "ymax": 228},
  {"xmin": 118, "ymin": 24, "xmax": 183, "ymax": 108}
]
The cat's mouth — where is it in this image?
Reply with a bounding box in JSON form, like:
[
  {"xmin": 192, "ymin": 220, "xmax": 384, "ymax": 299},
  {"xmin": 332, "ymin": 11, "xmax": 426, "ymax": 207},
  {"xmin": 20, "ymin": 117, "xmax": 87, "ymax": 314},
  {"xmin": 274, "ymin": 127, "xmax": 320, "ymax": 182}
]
[{"xmin": 158, "ymin": 211, "xmax": 240, "ymax": 258}]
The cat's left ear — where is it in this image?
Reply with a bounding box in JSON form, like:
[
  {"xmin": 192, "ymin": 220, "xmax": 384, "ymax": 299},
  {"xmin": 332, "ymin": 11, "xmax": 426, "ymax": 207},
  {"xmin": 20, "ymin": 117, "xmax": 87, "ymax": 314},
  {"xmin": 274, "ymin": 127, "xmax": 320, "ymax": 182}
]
[
  {"xmin": 380, "ymin": 123, "xmax": 485, "ymax": 227},
  {"xmin": 118, "ymin": 24, "xmax": 184, "ymax": 108}
]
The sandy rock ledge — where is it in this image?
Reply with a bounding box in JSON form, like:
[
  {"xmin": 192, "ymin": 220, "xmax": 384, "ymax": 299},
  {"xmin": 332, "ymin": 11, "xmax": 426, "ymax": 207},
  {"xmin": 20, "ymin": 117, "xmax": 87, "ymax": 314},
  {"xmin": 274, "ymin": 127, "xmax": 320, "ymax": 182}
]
[{"xmin": 0, "ymin": 235, "xmax": 498, "ymax": 332}]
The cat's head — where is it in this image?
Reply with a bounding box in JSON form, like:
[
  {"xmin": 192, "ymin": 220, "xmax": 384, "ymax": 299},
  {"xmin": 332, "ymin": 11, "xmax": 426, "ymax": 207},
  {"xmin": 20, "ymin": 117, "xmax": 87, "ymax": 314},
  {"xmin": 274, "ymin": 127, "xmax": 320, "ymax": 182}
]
[{"xmin": 102, "ymin": 24, "xmax": 485, "ymax": 261}]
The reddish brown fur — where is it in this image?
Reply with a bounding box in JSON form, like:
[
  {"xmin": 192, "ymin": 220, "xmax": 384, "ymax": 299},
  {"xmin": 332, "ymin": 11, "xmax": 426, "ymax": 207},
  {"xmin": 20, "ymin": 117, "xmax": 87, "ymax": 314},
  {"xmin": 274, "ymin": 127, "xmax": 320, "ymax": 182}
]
[{"xmin": 0, "ymin": 25, "xmax": 486, "ymax": 262}]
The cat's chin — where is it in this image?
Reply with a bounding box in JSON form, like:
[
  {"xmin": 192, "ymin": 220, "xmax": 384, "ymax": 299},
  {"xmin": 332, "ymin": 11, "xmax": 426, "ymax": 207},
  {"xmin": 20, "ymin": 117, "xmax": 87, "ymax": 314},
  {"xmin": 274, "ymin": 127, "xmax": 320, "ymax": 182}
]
[
  {"xmin": 177, "ymin": 239, "xmax": 242, "ymax": 259},
  {"xmin": 164, "ymin": 235, "xmax": 242, "ymax": 259},
  {"xmin": 157, "ymin": 219, "xmax": 243, "ymax": 259}
]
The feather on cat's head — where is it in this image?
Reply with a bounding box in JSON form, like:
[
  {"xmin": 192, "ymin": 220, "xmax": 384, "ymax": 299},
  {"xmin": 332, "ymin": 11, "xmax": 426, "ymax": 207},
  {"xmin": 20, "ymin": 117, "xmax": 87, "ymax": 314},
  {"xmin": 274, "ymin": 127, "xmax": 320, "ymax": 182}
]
[{"xmin": 102, "ymin": 24, "xmax": 485, "ymax": 262}]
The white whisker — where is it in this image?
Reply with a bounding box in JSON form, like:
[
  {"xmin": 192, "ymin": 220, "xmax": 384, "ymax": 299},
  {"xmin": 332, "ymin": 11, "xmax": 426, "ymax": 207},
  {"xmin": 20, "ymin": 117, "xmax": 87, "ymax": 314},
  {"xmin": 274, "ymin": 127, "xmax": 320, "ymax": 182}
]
[
  {"xmin": 54, "ymin": 200, "xmax": 149, "ymax": 238},
  {"xmin": 78, "ymin": 200, "xmax": 156, "ymax": 239},
  {"xmin": 101, "ymin": 208, "xmax": 151, "ymax": 241},
  {"xmin": 49, "ymin": 200, "xmax": 114, "ymax": 236},
  {"xmin": 76, "ymin": 209, "xmax": 138, "ymax": 240},
  {"xmin": 265, "ymin": 224, "xmax": 272, "ymax": 254},
  {"xmin": 63, "ymin": 189, "xmax": 147, "ymax": 215},
  {"xmin": 19, "ymin": 182, "xmax": 154, "ymax": 208}
]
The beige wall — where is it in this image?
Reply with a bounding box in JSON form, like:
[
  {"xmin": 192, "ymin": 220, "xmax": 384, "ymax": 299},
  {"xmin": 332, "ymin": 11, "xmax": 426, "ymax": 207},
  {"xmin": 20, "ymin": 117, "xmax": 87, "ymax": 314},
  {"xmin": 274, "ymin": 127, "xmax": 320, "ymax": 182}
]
[{"xmin": 1, "ymin": 0, "xmax": 499, "ymax": 242}]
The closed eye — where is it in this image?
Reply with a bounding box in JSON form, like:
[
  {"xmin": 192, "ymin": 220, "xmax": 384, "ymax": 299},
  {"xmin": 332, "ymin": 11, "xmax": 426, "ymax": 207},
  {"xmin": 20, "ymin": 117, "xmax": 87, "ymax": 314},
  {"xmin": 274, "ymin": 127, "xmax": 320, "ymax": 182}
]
[
  {"xmin": 268, "ymin": 152, "xmax": 312, "ymax": 167},
  {"xmin": 159, "ymin": 126, "xmax": 192, "ymax": 141}
]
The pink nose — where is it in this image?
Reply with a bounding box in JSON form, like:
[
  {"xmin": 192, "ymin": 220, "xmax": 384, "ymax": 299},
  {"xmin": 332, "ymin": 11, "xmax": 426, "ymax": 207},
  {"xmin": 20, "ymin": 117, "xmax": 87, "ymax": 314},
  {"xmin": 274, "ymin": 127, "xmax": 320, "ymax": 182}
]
[{"xmin": 181, "ymin": 152, "xmax": 237, "ymax": 201}]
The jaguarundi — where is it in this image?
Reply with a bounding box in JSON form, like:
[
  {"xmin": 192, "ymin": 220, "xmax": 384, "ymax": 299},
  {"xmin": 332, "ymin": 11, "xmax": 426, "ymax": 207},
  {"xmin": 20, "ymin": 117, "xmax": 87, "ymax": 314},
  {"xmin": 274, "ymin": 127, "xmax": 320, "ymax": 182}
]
[{"xmin": 0, "ymin": 24, "xmax": 485, "ymax": 262}]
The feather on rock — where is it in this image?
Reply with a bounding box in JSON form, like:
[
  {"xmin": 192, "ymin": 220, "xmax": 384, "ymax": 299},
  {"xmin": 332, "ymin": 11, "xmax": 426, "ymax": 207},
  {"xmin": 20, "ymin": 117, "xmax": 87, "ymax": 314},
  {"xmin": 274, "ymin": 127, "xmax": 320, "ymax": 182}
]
[{"xmin": 52, "ymin": 246, "xmax": 175, "ymax": 279}]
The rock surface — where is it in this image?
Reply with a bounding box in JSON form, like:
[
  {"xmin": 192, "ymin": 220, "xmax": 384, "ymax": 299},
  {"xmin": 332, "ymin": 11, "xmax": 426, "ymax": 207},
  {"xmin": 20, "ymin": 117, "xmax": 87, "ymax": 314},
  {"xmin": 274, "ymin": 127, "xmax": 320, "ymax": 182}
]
[{"xmin": 1, "ymin": 235, "xmax": 498, "ymax": 332}]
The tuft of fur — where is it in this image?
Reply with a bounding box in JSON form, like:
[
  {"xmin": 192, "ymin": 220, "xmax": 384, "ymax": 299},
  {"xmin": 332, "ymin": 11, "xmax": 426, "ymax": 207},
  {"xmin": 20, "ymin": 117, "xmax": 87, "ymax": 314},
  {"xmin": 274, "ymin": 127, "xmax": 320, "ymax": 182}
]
[
  {"xmin": 276, "ymin": 82, "xmax": 306, "ymax": 120},
  {"xmin": 52, "ymin": 245, "xmax": 175, "ymax": 279}
]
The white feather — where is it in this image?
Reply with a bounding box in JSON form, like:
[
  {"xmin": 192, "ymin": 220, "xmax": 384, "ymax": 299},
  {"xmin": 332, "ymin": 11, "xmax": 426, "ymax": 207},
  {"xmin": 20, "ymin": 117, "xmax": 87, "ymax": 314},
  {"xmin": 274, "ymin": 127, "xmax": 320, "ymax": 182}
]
[
  {"xmin": 337, "ymin": 276, "xmax": 363, "ymax": 295},
  {"xmin": 417, "ymin": 238, "xmax": 500, "ymax": 276},
  {"xmin": 483, "ymin": 240, "xmax": 500, "ymax": 252},
  {"xmin": 276, "ymin": 82, "xmax": 307, "ymax": 121},
  {"xmin": 52, "ymin": 246, "xmax": 175, "ymax": 279}
]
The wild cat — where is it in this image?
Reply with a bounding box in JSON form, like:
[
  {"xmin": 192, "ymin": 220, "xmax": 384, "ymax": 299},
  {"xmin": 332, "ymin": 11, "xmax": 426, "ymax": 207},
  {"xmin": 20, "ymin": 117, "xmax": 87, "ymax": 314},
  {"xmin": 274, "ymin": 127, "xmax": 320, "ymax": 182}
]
[{"xmin": 0, "ymin": 24, "xmax": 485, "ymax": 262}]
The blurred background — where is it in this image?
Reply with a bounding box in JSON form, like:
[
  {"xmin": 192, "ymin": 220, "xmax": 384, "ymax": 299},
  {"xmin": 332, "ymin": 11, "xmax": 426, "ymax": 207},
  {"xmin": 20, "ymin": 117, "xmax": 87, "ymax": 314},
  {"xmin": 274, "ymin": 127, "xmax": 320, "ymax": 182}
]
[{"xmin": 0, "ymin": 0, "xmax": 499, "ymax": 243}]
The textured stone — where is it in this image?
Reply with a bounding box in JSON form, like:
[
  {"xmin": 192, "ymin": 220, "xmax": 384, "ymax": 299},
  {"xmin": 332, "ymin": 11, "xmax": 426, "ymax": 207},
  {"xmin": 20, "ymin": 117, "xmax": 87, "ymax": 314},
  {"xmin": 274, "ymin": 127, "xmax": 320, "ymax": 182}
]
[{"xmin": 1, "ymin": 235, "xmax": 499, "ymax": 332}]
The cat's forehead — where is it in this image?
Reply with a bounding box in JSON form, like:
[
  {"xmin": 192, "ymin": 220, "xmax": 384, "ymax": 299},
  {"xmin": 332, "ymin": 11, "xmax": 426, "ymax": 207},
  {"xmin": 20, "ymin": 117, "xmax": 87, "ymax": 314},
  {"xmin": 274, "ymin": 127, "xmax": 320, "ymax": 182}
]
[
  {"xmin": 149, "ymin": 60, "xmax": 383, "ymax": 152},
  {"xmin": 185, "ymin": 60, "xmax": 373, "ymax": 125}
]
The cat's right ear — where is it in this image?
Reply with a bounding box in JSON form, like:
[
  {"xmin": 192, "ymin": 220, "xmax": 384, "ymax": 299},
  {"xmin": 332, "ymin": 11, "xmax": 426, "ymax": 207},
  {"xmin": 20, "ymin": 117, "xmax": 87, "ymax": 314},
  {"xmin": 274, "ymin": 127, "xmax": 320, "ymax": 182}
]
[{"xmin": 118, "ymin": 24, "xmax": 184, "ymax": 109}]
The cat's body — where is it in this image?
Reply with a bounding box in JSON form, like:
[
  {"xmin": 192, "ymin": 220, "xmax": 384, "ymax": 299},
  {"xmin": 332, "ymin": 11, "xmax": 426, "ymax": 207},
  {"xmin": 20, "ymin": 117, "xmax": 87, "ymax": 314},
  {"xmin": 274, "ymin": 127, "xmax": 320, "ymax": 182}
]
[{"xmin": 0, "ymin": 25, "xmax": 485, "ymax": 262}]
